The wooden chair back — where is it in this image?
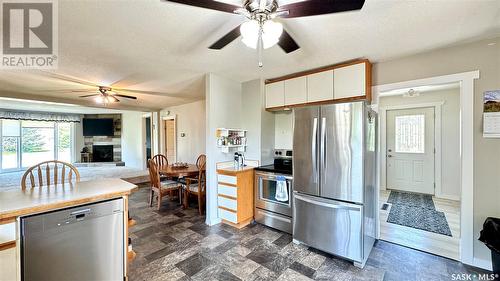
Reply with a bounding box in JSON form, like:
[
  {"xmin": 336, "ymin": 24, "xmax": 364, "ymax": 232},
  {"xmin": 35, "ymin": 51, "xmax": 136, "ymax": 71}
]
[
  {"xmin": 21, "ymin": 160, "xmax": 80, "ymax": 190},
  {"xmin": 148, "ymin": 159, "xmax": 161, "ymax": 189},
  {"xmin": 196, "ymin": 154, "xmax": 206, "ymax": 194},
  {"xmin": 152, "ymin": 154, "xmax": 168, "ymax": 167}
]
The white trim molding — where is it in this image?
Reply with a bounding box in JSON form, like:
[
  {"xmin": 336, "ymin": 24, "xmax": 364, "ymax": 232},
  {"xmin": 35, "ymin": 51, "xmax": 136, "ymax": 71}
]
[
  {"xmin": 373, "ymin": 71, "xmax": 480, "ymax": 267},
  {"xmin": 379, "ymin": 102, "xmax": 445, "ymax": 200}
]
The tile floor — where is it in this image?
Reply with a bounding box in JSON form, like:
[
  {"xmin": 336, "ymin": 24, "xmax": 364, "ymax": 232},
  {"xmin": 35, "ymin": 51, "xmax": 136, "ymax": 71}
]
[{"xmin": 128, "ymin": 186, "xmax": 493, "ymax": 281}]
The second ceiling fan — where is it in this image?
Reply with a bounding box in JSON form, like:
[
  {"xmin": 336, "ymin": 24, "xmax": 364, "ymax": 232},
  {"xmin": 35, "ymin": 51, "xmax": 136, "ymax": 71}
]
[{"xmin": 164, "ymin": 0, "xmax": 366, "ymax": 66}]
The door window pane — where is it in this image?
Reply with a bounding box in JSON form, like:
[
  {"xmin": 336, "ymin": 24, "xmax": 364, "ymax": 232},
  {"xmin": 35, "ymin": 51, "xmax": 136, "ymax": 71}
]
[
  {"xmin": 21, "ymin": 121, "xmax": 55, "ymax": 167},
  {"xmin": 395, "ymin": 114, "xmax": 425, "ymax": 153},
  {"xmin": 2, "ymin": 137, "xmax": 19, "ymax": 169},
  {"xmin": 57, "ymin": 123, "xmax": 72, "ymax": 162}
]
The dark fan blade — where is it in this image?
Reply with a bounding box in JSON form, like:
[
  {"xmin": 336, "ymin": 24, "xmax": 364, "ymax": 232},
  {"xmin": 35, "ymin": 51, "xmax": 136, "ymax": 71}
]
[
  {"xmin": 280, "ymin": 0, "xmax": 365, "ymax": 18},
  {"xmin": 79, "ymin": 94, "xmax": 100, "ymax": 98},
  {"xmin": 109, "ymin": 95, "xmax": 120, "ymax": 103},
  {"xmin": 114, "ymin": 94, "xmax": 137, "ymax": 100},
  {"xmin": 278, "ymin": 29, "xmax": 300, "ymax": 53},
  {"xmin": 164, "ymin": 0, "xmax": 240, "ymax": 14},
  {"xmin": 209, "ymin": 25, "xmax": 241, "ymax": 50}
]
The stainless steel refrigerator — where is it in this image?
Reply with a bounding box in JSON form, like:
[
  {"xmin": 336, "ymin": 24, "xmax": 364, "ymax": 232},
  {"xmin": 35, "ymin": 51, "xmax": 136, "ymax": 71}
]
[{"xmin": 292, "ymin": 101, "xmax": 377, "ymax": 268}]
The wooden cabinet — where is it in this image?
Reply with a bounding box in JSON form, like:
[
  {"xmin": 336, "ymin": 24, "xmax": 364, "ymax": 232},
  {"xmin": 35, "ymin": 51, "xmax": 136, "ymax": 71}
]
[
  {"xmin": 0, "ymin": 246, "xmax": 17, "ymax": 281},
  {"xmin": 265, "ymin": 81, "xmax": 285, "ymax": 109},
  {"xmin": 0, "ymin": 222, "xmax": 17, "ymax": 281},
  {"xmin": 284, "ymin": 76, "xmax": 307, "ymax": 106},
  {"xmin": 307, "ymin": 70, "xmax": 334, "ymax": 103},
  {"xmin": 265, "ymin": 59, "xmax": 371, "ymax": 110},
  {"xmin": 334, "ymin": 62, "xmax": 367, "ymax": 99},
  {"xmin": 216, "ymin": 167, "xmax": 254, "ymax": 228}
]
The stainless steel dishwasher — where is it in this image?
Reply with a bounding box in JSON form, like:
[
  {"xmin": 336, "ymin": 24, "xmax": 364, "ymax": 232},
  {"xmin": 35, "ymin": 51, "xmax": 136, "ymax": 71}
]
[{"xmin": 21, "ymin": 198, "xmax": 124, "ymax": 281}]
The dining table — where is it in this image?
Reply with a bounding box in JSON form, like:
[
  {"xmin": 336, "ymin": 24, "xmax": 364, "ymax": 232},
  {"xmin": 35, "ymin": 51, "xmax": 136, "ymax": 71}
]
[{"xmin": 158, "ymin": 164, "xmax": 205, "ymax": 208}]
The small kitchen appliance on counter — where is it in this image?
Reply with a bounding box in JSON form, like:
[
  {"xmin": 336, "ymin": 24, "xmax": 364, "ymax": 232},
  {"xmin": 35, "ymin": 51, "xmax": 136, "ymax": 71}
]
[{"xmin": 254, "ymin": 149, "xmax": 293, "ymax": 233}]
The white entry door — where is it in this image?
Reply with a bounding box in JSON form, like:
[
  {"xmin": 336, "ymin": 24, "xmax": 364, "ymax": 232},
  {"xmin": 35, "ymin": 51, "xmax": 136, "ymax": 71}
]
[{"xmin": 387, "ymin": 107, "xmax": 435, "ymax": 194}]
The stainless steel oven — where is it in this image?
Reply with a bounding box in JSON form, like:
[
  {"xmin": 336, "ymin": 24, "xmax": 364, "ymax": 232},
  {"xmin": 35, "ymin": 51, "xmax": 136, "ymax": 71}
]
[{"xmin": 254, "ymin": 170, "xmax": 293, "ymax": 233}]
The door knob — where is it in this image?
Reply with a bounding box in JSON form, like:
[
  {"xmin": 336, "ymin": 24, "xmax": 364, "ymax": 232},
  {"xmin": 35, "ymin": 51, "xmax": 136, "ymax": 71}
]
[
  {"xmin": 388, "ymin": 149, "xmax": 392, "ymax": 152},
  {"xmin": 387, "ymin": 155, "xmax": 393, "ymax": 158}
]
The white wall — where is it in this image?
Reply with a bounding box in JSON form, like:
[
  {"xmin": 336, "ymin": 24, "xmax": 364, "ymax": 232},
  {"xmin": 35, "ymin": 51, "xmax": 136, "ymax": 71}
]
[
  {"xmin": 379, "ymin": 88, "xmax": 461, "ymax": 200},
  {"xmin": 205, "ymin": 73, "xmax": 242, "ymax": 225},
  {"xmin": 121, "ymin": 111, "xmax": 145, "ymax": 170},
  {"xmin": 274, "ymin": 111, "xmax": 293, "ymax": 150},
  {"xmin": 373, "ymin": 36, "xmax": 500, "ymax": 265},
  {"xmin": 160, "ymin": 100, "xmax": 206, "ymax": 163}
]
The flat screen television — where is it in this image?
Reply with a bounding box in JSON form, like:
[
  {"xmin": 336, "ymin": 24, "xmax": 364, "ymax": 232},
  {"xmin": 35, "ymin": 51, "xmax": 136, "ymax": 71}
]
[{"xmin": 82, "ymin": 118, "xmax": 114, "ymax": 136}]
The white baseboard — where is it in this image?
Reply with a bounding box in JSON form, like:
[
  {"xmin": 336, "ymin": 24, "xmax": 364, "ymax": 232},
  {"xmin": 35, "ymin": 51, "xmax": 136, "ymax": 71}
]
[
  {"xmin": 435, "ymin": 192, "xmax": 460, "ymax": 201},
  {"xmin": 205, "ymin": 217, "xmax": 221, "ymax": 226},
  {"xmin": 473, "ymin": 257, "xmax": 493, "ymax": 271}
]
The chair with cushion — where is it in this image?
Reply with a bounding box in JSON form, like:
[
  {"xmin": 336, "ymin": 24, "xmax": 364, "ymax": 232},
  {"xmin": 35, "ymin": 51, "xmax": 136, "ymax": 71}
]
[
  {"xmin": 148, "ymin": 159, "xmax": 182, "ymax": 210},
  {"xmin": 183, "ymin": 154, "xmax": 206, "ymax": 215},
  {"xmin": 21, "ymin": 160, "xmax": 80, "ymax": 190}
]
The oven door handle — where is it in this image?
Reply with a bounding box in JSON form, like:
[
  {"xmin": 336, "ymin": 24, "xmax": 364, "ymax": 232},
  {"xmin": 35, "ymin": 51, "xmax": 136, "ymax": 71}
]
[{"xmin": 258, "ymin": 175, "xmax": 293, "ymax": 181}]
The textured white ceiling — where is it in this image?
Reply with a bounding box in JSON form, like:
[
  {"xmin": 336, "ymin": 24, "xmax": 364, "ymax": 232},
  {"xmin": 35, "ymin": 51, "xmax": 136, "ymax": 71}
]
[{"xmin": 0, "ymin": 0, "xmax": 498, "ymax": 110}]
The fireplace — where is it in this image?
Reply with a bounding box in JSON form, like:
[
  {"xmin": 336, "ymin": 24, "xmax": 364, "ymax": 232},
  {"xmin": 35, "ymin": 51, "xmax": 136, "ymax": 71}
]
[{"xmin": 92, "ymin": 145, "xmax": 114, "ymax": 162}]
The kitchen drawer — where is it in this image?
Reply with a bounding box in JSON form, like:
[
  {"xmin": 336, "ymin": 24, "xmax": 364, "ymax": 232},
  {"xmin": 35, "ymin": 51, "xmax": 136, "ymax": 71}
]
[
  {"xmin": 218, "ymin": 184, "xmax": 237, "ymax": 198},
  {"xmin": 217, "ymin": 174, "xmax": 237, "ymax": 185},
  {"xmin": 218, "ymin": 196, "xmax": 237, "ymax": 211},
  {"xmin": 0, "ymin": 222, "xmax": 16, "ymax": 245},
  {"xmin": 218, "ymin": 208, "xmax": 237, "ymax": 224},
  {"xmin": 0, "ymin": 246, "xmax": 17, "ymax": 281}
]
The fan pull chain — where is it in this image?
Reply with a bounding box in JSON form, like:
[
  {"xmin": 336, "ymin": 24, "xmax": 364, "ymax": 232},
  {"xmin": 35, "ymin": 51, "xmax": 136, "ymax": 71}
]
[{"xmin": 258, "ymin": 29, "xmax": 264, "ymax": 68}]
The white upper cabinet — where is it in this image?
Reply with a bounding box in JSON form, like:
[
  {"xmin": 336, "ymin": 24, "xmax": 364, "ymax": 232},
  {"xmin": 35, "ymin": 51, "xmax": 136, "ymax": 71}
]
[
  {"xmin": 265, "ymin": 81, "xmax": 285, "ymax": 109},
  {"xmin": 284, "ymin": 76, "xmax": 307, "ymax": 106},
  {"xmin": 333, "ymin": 62, "xmax": 366, "ymax": 99},
  {"xmin": 307, "ymin": 70, "xmax": 334, "ymax": 103}
]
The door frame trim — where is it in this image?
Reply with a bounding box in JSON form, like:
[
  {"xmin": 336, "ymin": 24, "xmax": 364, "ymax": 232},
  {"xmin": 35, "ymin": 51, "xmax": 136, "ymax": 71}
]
[
  {"xmin": 372, "ymin": 70, "xmax": 480, "ymax": 268},
  {"xmin": 379, "ymin": 102, "xmax": 445, "ymax": 198}
]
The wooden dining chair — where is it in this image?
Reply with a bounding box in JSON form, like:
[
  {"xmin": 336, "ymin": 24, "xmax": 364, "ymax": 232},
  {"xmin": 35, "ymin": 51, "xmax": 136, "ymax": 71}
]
[
  {"xmin": 151, "ymin": 154, "xmax": 168, "ymax": 167},
  {"xmin": 148, "ymin": 159, "xmax": 182, "ymax": 210},
  {"xmin": 184, "ymin": 154, "xmax": 207, "ymax": 215},
  {"xmin": 21, "ymin": 160, "xmax": 81, "ymax": 190}
]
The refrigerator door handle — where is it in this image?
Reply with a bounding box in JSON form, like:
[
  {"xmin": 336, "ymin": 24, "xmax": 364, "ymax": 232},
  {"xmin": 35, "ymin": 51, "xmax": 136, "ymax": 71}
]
[
  {"xmin": 294, "ymin": 193, "xmax": 362, "ymax": 211},
  {"xmin": 312, "ymin": 117, "xmax": 318, "ymax": 183},
  {"xmin": 320, "ymin": 117, "xmax": 327, "ymax": 185}
]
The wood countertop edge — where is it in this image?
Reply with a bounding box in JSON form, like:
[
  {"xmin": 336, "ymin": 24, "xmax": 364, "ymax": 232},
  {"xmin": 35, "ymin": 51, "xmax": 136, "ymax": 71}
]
[
  {"xmin": 217, "ymin": 167, "xmax": 254, "ymax": 176},
  {"xmin": 0, "ymin": 190, "xmax": 134, "ymax": 221},
  {"xmin": 0, "ymin": 240, "xmax": 15, "ymax": 251}
]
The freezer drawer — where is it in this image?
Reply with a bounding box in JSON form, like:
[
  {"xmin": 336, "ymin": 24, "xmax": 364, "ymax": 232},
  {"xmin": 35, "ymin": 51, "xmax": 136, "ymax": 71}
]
[{"xmin": 293, "ymin": 193, "xmax": 363, "ymax": 262}]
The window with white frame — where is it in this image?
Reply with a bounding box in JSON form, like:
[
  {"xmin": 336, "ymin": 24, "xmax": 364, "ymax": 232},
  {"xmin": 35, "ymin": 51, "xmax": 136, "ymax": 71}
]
[
  {"xmin": 394, "ymin": 114, "xmax": 425, "ymax": 154},
  {"xmin": 0, "ymin": 120, "xmax": 74, "ymax": 172}
]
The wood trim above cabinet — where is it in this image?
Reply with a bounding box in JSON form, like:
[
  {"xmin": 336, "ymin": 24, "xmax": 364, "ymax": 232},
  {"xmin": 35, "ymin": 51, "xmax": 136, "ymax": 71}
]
[
  {"xmin": 265, "ymin": 59, "xmax": 370, "ymax": 84},
  {"xmin": 266, "ymin": 96, "xmax": 368, "ymax": 111}
]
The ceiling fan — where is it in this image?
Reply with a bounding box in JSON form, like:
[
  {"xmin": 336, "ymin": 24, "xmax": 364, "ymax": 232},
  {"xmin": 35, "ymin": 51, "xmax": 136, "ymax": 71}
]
[
  {"xmin": 78, "ymin": 86, "xmax": 138, "ymax": 105},
  {"xmin": 164, "ymin": 0, "xmax": 366, "ymax": 66}
]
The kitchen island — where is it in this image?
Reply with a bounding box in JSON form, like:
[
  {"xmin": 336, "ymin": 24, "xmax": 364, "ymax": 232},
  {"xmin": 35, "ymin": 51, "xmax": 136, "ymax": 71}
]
[{"xmin": 0, "ymin": 178, "xmax": 138, "ymax": 281}]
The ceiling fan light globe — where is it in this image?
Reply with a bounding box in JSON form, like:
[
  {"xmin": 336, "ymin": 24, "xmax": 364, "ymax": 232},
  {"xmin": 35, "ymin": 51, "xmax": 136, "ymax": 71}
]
[
  {"xmin": 95, "ymin": 96, "xmax": 104, "ymax": 103},
  {"xmin": 262, "ymin": 20, "xmax": 282, "ymax": 49},
  {"xmin": 240, "ymin": 20, "xmax": 260, "ymax": 49},
  {"xmin": 242, "ymin": 36, "xmax": 258, "ymax": 49}
]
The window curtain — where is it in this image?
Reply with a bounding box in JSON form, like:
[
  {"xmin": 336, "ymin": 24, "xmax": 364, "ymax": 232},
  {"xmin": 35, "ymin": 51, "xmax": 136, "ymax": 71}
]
[{"xmin": 0, "ymin": 110, "xmax": 81, "ymax": 123}]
